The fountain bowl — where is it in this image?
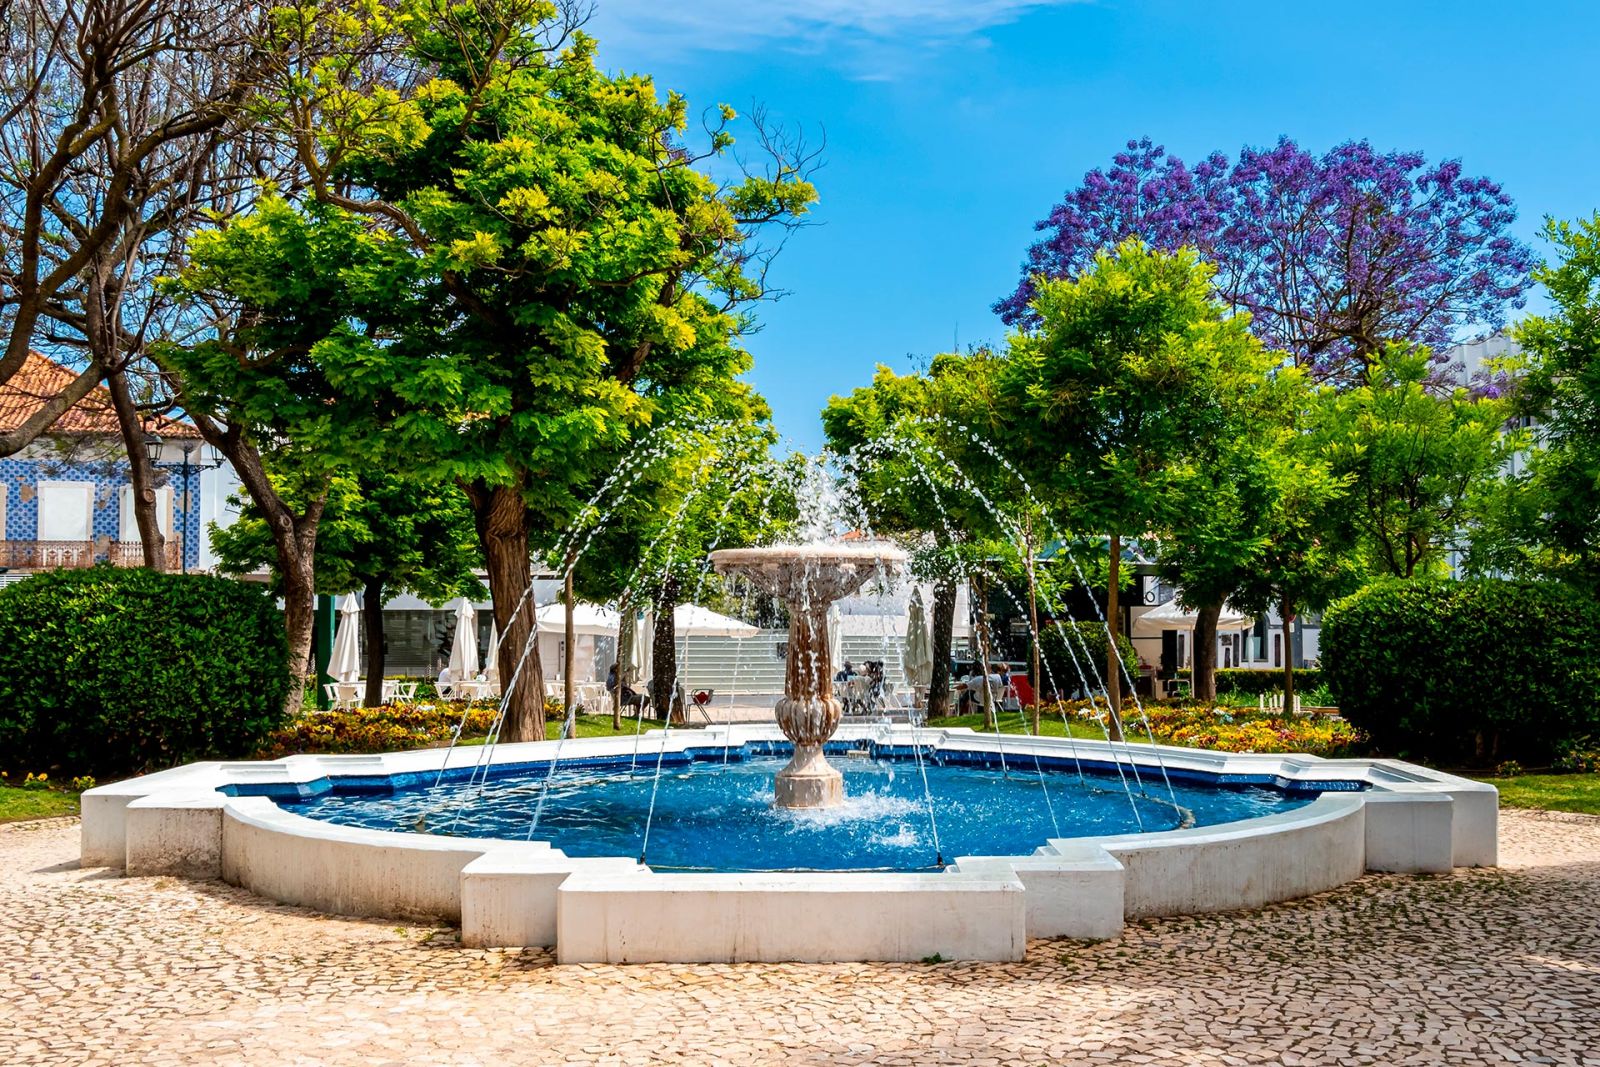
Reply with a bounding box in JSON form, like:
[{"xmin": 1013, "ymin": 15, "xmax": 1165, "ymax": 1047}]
[{"xmin": 710, "ymin": 540, "xmax": 908, "ymax": 808}]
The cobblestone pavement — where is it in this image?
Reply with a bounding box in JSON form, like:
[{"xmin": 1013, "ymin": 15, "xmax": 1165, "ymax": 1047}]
[{"xmin": 3, "ymin": 811, "xmax": 1598, "ymax": 1066}]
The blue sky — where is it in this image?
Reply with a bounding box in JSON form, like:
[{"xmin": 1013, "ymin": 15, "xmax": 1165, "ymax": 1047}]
[{"xmin": 588, "ymin": 0, "xmax": 1600, "ymax": 452}]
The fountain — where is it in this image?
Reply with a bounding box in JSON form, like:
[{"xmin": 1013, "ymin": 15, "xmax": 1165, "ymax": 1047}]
[{"xmin": 709, "ymin": 540, "xmax": 907, "ymax": 808}]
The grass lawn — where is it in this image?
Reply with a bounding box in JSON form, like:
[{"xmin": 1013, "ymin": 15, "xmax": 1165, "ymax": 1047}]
[
  {"xmin": 925, "ymin": 712, "xmax": 1125, "ymax": 742},
  {"xmin": 460, "ymin": 713, "xmax": 669, "ymax": 745},
  {"xmin": 1478, "ymin": 773, "xmax": 1600, "ymax": 816},
  {"xmin": 0, "ymin": 785, "xmax": 80, "ymax": 823}
]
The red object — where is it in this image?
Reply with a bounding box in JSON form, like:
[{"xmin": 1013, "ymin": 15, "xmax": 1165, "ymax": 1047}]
[{"xmin": 1007, "ymin": 673, "xmax": 1036, "ymax": 707}]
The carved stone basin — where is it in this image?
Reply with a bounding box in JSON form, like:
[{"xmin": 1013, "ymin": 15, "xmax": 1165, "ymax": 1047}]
[{"xmin": 710, "ymin": 542, "xmax": 908, "ymax": 808}]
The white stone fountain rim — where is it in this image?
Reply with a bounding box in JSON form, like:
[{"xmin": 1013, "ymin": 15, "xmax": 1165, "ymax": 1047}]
[{"xmin": 83, "ymin": 726, "xmax": 1498, "ymax": 963}]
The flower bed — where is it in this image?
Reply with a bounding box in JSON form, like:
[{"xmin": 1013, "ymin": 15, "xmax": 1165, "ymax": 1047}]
[
  {"xmin": 1049, "ymin": 699, "xmax": 1365, "ymax": 758},
  {"xmin": 256, "ymin": 702, "xmax": 499, "ymax": 759}
]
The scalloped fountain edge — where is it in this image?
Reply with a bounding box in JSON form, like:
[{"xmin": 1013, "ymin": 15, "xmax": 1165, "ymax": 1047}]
[{"xmin": 80, "ymin": 725, "xmax": 1497, "ymax": 963}]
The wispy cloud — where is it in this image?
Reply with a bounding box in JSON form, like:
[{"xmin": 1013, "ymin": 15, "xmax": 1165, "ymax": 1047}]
[{"xmin": 588, "ymin": 0, "xmax": 1087, "ymax": 74}]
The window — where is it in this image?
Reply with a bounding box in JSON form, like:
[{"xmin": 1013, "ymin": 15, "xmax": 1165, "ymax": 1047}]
[
  {"xmin": 36, "ymin": 481, "xmax": 93, "ymax": 541},
  {"xmin": 118, "ymin": 485, "xmax": 174, "ymax": 541}
]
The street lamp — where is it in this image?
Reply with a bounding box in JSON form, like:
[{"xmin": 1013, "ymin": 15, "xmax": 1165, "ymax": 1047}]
[{"xmin": 146, "ymin": 436, "xmax": 223, "ymax": 573}]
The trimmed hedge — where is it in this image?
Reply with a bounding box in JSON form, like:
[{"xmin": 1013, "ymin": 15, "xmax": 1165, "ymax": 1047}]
[
  {"xmin": 1039, "ymin": 621, "xmax": 1139, "ymax": 698},
  {"xmin": 0, "ymin": 567, "xmax": 290, "ymax": 778},
  {"xmin": 1177, "ymin": 668, "xmax": 1323, "ymax": 695},
  {"xmin": 1321, "ymin": 578, "xmax": 1600, "ymax": 765}
]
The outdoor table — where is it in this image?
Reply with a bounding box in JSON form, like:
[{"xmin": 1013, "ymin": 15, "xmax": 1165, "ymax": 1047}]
[{"xmin": 382, "ymin": 680, "xmax": 419, "ymax": 703}]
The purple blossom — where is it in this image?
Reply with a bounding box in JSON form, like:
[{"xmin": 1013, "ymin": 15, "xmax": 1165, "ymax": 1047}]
[{"xmin": 998, "ymin": 137, "xmax": 1535, "ymax": 388}]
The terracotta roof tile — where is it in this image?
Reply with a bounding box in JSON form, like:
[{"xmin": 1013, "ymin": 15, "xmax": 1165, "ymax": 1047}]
[{"xmin": 0, "ymin": 352, "xmax": 200, "ymax": 439}]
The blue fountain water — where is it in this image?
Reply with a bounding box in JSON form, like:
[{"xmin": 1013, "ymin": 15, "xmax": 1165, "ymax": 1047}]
[{"xmin": 274, "ymin": 754, "xmax": 1332, "ymax": 872}]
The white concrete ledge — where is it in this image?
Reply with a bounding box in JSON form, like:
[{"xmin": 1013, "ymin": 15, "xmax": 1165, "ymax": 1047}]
[
  {"xmin": 460, "ymin": 852, "xmax": 644, "ymax": 948},
  {"xmin": 79, "ymin": 726, "xmax": 1496, "ymax": 962},
  {"xmin": 220, "ymin": 798, "xmax": 497, "ymax": 922},
  {"xmin": 555, "ymin": 870, "xmax": 1028, "ymax": 963},
  {"xmin": 1084, "ymin": 795, "xmax": 1368, "ymax": 918},
  {"xmin": 949, "ymin": 845, "xmax": 1124, "ymax": 940},
  {"xmin": 124, "ymin": 791, "xmax": 229, "ymax": 879}
]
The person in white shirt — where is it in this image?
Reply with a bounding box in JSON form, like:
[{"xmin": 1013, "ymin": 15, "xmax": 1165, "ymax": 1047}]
[{"xmin": 957, "ymin": 664, "xmax": 1007, "ymax": 714}]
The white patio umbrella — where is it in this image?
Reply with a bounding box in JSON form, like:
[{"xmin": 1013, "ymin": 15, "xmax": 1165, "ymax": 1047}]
[
  {"xmin": 673, "ymin": 604, "xmax": 759, "ymax": 638},
  {"xmin": 902, "ymin": 587, "xmax": 935, "ymax": 690},
  {"xmin": 827, "ymin": 603, "xmax": 844, "ymax": 672},
  {"xmin": 1132, "ymin": 598, "xmax": 1255, "ymax": 637},
  {"xmin": 483, "ymin": 621, "xmax": 501, "ymax": 686},
  {"xmin": 328, "ymin": 593, "xmax": 362, "ymax": 684},
  {"xmin": 447, "ymin": 596, "xmax": 480, "ymax": 682},
  {"xmin": 535, "ymin": 602, "xmax": 622, "ymax": 636},
  {"xmin": 629, "ymin": 609, "xmax": 653, "ymax": 687}
]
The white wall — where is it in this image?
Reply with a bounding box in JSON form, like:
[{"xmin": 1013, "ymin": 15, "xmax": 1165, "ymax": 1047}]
[{"xmin": 35, "ymin": 480, "xmax": 93, "ymax": 540}]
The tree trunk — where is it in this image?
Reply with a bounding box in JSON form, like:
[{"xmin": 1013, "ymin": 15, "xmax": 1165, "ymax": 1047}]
[
  {"xmin": 613, "ymin": 596, "xmax": 631, "ymax": 730},
  {"xmin": 1191, "ymin": 600, "xmax": 1223, "ymax": 702},
  {"xmin": 649, "ymin": 581, "xmax": 680, "ymax": 722},
  {"xmin": 467, "ymin": 481, "xmax": 544, "ymax": 743},
  {"xmin": 1024, "ymin": 516, "xmax": 1041, "ymax": 734},
  {"xmin": 184, "ymin": 418, "xmax": 324, "ymax": 718},
  {"xmin": 972, "ymin": 573, "xmax": 996, "ymax": 730},
  {"xmin": 363, "ymin": 578, "xmax": 386, "ymax": 708},
  {"xmin": 1281, "ymin": 593, "xmax": 1297, "ymax": 712},
  {"xmin": 927, "ymin": 578, "xmax": 957, "ymax": 717},
  {"xmin": 281, "ymin": 549, "xmax": 318, "ymax": 716},
  {"xmin": 563, "ymin": 566, "xmax": 576, "ymax": 731},
  {"xmin": 1106, "ymin": 533, "xmax": 1124, "ymax": 742},
  {"xmin": 104, "ymin": 362, "xmax": 169, "ymax": 570}
]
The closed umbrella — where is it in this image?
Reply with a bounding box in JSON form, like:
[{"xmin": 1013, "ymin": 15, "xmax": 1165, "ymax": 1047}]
[
  {"xmin": 827, "ymin": 603, "xmax": 843, "ymax": 672},
  {"xmin": 328, "ymin": 593, "xmax": 362, "ymax": 684},
  {"xmin": 903, "ymin": 587, "xmax": 935, "ymax": 690},
  {"xmin": 630, "ymin": 609, "xmax": 653, "ymax": 688},
  {"xmin": 484, "ymin": 621, "xmax": 501, "ymax": 686},
  {"xmin": 447, "ymin": 597, "xmax": 480, "ymax": 683}
]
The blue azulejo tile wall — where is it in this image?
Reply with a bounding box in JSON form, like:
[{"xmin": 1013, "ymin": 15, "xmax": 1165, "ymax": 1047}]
[{"xmin": 0, "ymin": 455, "xmax": 201, "ymax": 570}]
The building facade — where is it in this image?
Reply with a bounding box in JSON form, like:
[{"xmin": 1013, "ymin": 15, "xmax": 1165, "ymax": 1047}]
[{"xmin": 0, "ymin": 353, "xmax": 241, "ymax": 577}]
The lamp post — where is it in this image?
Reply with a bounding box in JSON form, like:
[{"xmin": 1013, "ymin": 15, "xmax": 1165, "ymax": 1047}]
[{"xmin": 145, "ymin": 435, "xmax": 223, "ymax": 573}]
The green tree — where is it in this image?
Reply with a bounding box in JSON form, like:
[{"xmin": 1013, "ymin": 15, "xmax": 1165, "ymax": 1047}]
[
  {"xmin": 564, "ymin": 413, "xmax": 792, "ymax": 726},
  {"xmin": 1318, "ymin": 345, "xmax": 1517, "ymax": 580},
  {"xmin": 1469, "ymin": 215, "xmax": 1600, "ymax": 595},
  {"xmin": 162, "ymin": 203, "xmax": 400, "ymax": 713},
  {"xmin": 209, "ymin": 473, "xmax": 484, "ymax": 707},
  {"xmin": 822, "ymin": 354, "xmax": 1010, "ymax": 716},
  {"xmin": 180, "ymin": 3, "xmax": 816, "ymax": 740},
  {"xmin": 999, "ymin": 239, "xmax": 1269, "ymax": 735},
  {"xmin": 1227, "ymin": 401, "xmax": 1360, "ymax": 707},
  {"xmin": 1151, "ymin": 360, "xmax": 1335, "ymax": 700}
]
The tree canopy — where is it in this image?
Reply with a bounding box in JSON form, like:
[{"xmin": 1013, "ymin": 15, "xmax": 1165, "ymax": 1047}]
[{"xmin": 997, "ymin": 137, "xmax": 1534, "ymax": 388}]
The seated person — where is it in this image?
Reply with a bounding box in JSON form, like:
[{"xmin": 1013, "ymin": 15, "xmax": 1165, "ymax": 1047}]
[
  {"xmin": 605, "ymin": 662, "xmax": 647, "ymax": 712},
  {"xmin": 957, "ymin": 663, "xmax": 1007, "ymax": 714},
  {"xmin": 435, "ymin": 666, "xmax": 454, "ymax": 698}
]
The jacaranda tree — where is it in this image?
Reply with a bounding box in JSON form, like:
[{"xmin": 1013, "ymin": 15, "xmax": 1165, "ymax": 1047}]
[{"xmin": 997, "ymin": 137, "xmax": 1534, "ymax": 388}]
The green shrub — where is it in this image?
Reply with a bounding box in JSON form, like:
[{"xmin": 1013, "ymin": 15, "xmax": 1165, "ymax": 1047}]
[
  {"xmin": 1039, "ymin": 622, "xmax": 1139, "ymax": 698},
  {"xmin": 0, "ymin": 567, "xmax": 290, "ymax": 778},
  {"xmin": 1176, "ymin": 668, "xmax": 1324, "ymax": 695},
  {"xmin": 1321, "ymin": 578, "xmax": 1600, "ymax": 765}
]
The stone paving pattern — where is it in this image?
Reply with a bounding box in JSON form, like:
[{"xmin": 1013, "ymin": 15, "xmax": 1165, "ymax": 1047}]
[{"xmin": 4, "ymin": 810, "xmax": 1598, "ymax": 1066}]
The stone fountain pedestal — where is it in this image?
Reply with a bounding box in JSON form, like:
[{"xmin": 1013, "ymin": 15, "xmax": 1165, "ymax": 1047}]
[{"xmin": 711, "ymin": 542, "xmax": 907, "ymax": 809}]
